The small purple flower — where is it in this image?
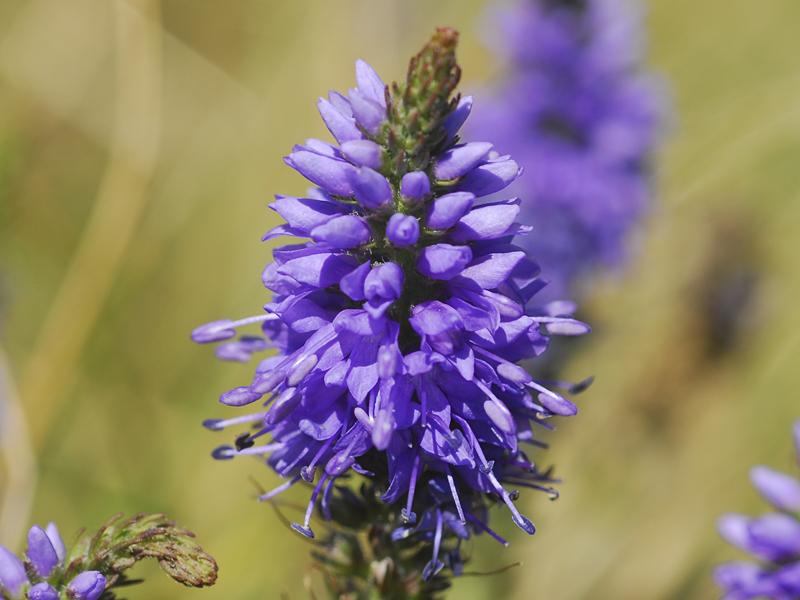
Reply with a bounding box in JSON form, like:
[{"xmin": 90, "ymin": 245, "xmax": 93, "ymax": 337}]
[
  {"xmin": 400, "ymin": 171, "xmax": 431, "ymax": 201},
  {"xmin": 0, "ymin": 546, "xmax": 27, "ymax": 596},
  {"xmin": 26, "ymin": 525, "xmax": 60, "ymax": 577},
  {"xmin": 386, "ymin": 213, "xmax": 420, "ymax": 247},
  {"xmin": 195, "ymin": 29, "xmax": 589, "ymax": 552},
  {"xmin": 716, "ymin": 420, "xmax": 800, "ymax": 599},
  {"xmin": 470, "ymin": 0, "xmax": 665, "ymax": 300},
  {"xmin": 27, "ymin": 583, "xmax": 59, "ymax": 600},
  {"xmin": 67, "ymin": 571, "xmax": 106, "ymax": 600}
]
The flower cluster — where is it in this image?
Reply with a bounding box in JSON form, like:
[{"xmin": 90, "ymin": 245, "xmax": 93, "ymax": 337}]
[
  {"xmin": 716, "ymin": 421, "xmax": 800, "ymax": 599},
  {"xmin": 0, "ymin": 523, "xmax": 105, "ymax": 600},
  {"xmin": 469, "ymin": 0, "xmax": 664, "ymax": 299},
  {"xmin": 0, "ymin": 513, "xmax": 216, "ymax": 600},
  {"xmin": 194, "ymin": 28, "xmax": 588, "ymax": 562}
]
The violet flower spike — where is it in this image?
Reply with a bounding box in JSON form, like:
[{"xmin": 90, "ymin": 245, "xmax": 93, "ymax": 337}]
[
  {"xmin": 469, "ymin": 0, "xmax": 665, "ymax": 300},
  {"xmin": 195, "ymin": 27, "xmax": 589, "ymax": 552}
]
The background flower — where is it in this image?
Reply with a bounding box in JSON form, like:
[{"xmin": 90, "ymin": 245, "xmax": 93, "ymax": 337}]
[{"xmin": 469, "ymin": 0, "xmax": 666, "ymax": 300}]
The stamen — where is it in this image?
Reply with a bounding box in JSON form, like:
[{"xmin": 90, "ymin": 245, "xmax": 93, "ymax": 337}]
[
  {"xmin": 320, "ymin": 476, "xmax": 336, "ymax": 521},
  {"xmin": 301, "ymin": 435, "xmax": 338, "ymax": 482},
  {"xmin": 235, "ymin": 443, "xmax": 283, "ymax": 456},
  {"xmin": 474, "ymin": 380, "xmax": 515, "ymax": 434},
  {"xmin": 402, "ymin": 454, "xmax": 421, "ymax": 524},
  {"xmin": 287, "ymin": 354, "xmax": 318, "ymax": 386},
  {"xmin": 265, "ymin": 387, "xmax": 300, "ymax": 425},
  {"xmin": 202, "ymin": 412, "xmax": 267, "ymax": 431},
  {"xmin": 191, "ymin": 314, "xmax": 281, "ymax": 344},
  {"xmin": 447, "ymin": 473, "xmax": 466, "ymax": 523},
  {"xmin": 487, "ymin": 472, "xmax": 536, "ymax": 535},
  {"xmin": 250, "ymin": 369, "xmax": 287, "ymax": 395},
  {"xmin": 422, "ymin": 510, "xmax": 445, "ymax": 581},
  {"xmin": 465, "ymin": 513, "xmax": 508, "ymax": 546},
  {"xmin": 220, "ymin": 386, "xmax": 263, "ymax": 407},
  {"xmin": 291, "ymin": 474, "xmax": 328, "ymax": 540},
  {"xmin": 259, "ymin": 474, "xmax": 301, "ymax": 502}
]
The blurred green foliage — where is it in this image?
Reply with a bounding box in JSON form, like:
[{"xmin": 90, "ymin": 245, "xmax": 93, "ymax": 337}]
[{"xmin": 1, "ymin": 1, "xmax": 799, "ymax": 598}]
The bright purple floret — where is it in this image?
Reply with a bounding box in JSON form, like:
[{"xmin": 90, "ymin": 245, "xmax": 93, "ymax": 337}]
[
  {"xmin": 469, "ymin": 0, "xmax": 665, "ymax": 300},
  {"xmin": 715, "ymin": 420, "xmax": 800, "ymax": 599},
  {"xmin": 195, "ymin": 57, "xmax": 590, "ymax": 545}
]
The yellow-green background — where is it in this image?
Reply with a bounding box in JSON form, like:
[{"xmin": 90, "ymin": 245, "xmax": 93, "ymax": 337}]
[{"xmin": 1, "ymin": 1, "xmax": 799, "ymax": 598}]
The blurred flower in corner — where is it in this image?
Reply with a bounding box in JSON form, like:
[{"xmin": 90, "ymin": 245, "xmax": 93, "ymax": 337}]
[{"xmin": 716, "ymin": 421, "xmax": 800, "ymax": 599}]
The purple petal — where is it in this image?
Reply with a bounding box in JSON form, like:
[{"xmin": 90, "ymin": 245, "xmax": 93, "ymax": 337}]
[
  {"xmin": 45, "ymin": 523, "xmax": 65, "ymax": 563},
  {"xmin": 449, "ymin": 199, "xmax": 520, "ymax": 242},
  {"xmin": 400, "ymin": 171, "xmax": 431, "ymax": 201},
  {"xmin": 386, "ymin": 213, "xmax": 420, "ymax": 247},
  {"xmin": 317, "ymin": 97, "xmax": 361, "ymax": 143},
  {"xmin": 26, "ymin": 525, "xmax": 59, "ymax": 577},
  {"xmin": 27, "ymin": 582, "xmax": 59, "ymax": 600},
  {"xmin": 364, "ymin": 263, "xmax": 404, "ymax": 304},
  {"xmin": 340, "ymin": 261, "xmax": 371, "ymax": 301},
  {"xmin": 434, "ymin": 142, "xmax": 493, "ymax": 180},
  {"xmin": 349, "ymin": 89, "xmax": 386, "ymax": 135},
  {"xmin": 285, "ymin": 150, "xmax": 356, "ymax": 196},
  {"xmin": 275, "ymin": 252, "xmax": 358, "ymax": 289},
  {"xmin": 355, "ymin": 59, "xmax": 386, "ymax": 107},
  {"xmin": 454, "ymin": 251, "xmax": 527, "ymax": 290},
  {"xmin": 750, "ymin": 466, "xmax": 800, "ymax": 512},
  {"xmin": 443, "ymin": 95, "xmax": 472, "ymax": 141},
  {"xmin": 0, "ymin": 546, "xmax": 27, "ymax": 596},
  {"xmin": 348, "ymin": 167, "xmax": 392, "ymax": 210},
  {"xmin": 340, "ymin": 139, "xmax": 382, "ymax": 168},
  {"xmin": 67, "ymin": 571, "xmax": 106, "ymax": 600},
  {"xmin": 718, "ymin": 513, "xmax": 753, "ymax": 551},
  {"xmin": 191, "ymin": 319, "xmax": 236, "ymax": 343},
  {"xmin": 417, "ymin": 244, "xmax": 473, "ymax": 280},
  {"xmin": 456, "ymin": 158, "xmax": 521, "ymax": 197},
  {"xmin": 714, "ymin": 562, "xmax": 764, "ymax": 591},
  {"xmin": 271, "ymin": 195, "xmax": 344, "ymax": 231},
  {"xmin": 747, "ymin": 513, "xmax": 800, "ymax": 558},
  {"xmin": 425, "ymin": 192, "xmax": 474, "ymax": 230},
  {"xmin": 311, "ymin": 215, "xmax": 371, "ymax": 249},
  {"xmin": 537, "ymin": 392, "xmax": 578, "ymax": 416},
  {"xmin": 483, "ymin": 399, "xmax": 515, "ymax": 434}
]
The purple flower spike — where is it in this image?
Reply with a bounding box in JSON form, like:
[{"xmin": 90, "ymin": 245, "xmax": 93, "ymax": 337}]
[
  {"xmin": 386, "ymin": 214, "xmax": 420, "ymax": 247},
  {"xmin": 716, "ymin": 420, "xmax": 800, "ymax": 598},
  {"xmin": 468, "ymin": 0, "xmax": 666, "ymax": 299},
  {"xmin": 67, "ymin": 571, "xmax": 106, "ymax": 600},
  {"xmin": 400, "ymin": 171, "xmax": 431, "ymax": 201},
  {"xmin": 194, "ymin": 33, "xmax": 589, "ymax": 552},
  {"xmin": 349, "ymin": 167, "xmax": 392, "ymax": 210},
  {"xmin": 0, "ymin": 546, "xmax": 27, "ymax": 596},
  {"xmin": 28, "ymin": 582, "xmax": 59, "ymax": 600},
  {"xmin": 27, "ymin": 525, "xmax": 60, "ymax": 577}
]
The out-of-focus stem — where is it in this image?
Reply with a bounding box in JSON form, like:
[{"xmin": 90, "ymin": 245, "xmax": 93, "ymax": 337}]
[{"xmin": 19, "ymin": 0, "xmax": 162, "ymax": 451}]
